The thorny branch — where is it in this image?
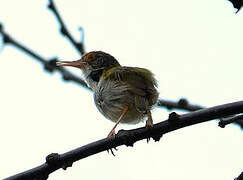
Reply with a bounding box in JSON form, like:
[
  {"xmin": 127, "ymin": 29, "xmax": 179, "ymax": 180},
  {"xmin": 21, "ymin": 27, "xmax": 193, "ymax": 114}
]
[{"xmin": 3, "ymin": 101, "xmax": 243, "ymax": 180}]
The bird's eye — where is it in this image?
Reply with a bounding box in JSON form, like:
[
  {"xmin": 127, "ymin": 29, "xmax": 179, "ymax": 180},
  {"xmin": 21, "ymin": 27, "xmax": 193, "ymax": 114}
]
[
  {"xmin": 89, "ymin": 57, "xmax": 104, "ymax": 69},
  {"xmin": 96, "ymin": 56, "xmax": 104, "ymax": 65}
]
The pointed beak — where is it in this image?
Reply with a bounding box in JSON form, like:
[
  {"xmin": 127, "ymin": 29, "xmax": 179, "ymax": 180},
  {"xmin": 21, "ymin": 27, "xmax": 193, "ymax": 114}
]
[{"xmin": 56, "ymin": 59, "xmax": 86, "ymax": 69}]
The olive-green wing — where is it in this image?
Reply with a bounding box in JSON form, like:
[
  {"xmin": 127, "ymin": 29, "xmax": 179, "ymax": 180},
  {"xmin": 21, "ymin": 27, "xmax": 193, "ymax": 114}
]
[{"xmin": 105, "ymin": 66, "xmax": 158, "ymax": 113}]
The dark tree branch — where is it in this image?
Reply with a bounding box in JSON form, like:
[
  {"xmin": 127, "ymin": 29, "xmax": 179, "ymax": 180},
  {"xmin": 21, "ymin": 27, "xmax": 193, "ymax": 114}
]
[
  {"xmin": 157, "ymin": 98, "xmax": 204, "ymax": 111},
  {"xmin": 219, "ymin": 114, "xmax": 243, "ymax": 128},
  {"xmin": 0, "ymin": 24, "xmax": 45, "ymax": 64},
  {"xmin": 3, "ymin": 100, "xmax": 243, "ymax": 180},
  {"xmin": 0, "ymin": 24, "xmax": 88, "ymax": 88},
  {"xmin": 48, "ymin": 0, "xmax": 85, "ymax": 55},
  {"xmin": 228, "ymin": 0, "xmax": 243, "ymax": 13},
  {"xmin": 235, "ymin": 171, "xmax": 243, "ymax": 180}
]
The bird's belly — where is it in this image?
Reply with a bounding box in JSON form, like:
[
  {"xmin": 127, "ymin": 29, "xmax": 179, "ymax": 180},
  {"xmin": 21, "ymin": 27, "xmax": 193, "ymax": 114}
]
[{"xmin": 94, "ymin": 83, "xmax": 145, "ymax": 124}]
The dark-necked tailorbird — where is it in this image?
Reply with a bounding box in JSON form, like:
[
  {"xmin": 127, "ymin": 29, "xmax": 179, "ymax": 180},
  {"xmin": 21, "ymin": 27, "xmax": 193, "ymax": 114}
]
[{"xmin": 56, "ymin": 51, "xmax": 159, "ymax": 137}]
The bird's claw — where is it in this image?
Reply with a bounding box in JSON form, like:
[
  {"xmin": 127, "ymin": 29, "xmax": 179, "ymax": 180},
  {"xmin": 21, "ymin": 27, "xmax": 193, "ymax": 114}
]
[
  {"xmin": 107, "ymin": 147, "xmax": 118, "ymax": 156},
  {"xmin": 145, "ymin": 119, "xmax": 153, "ymax": 143},
  {"xmin": 106, "ymin": 129, "xmax": 118, "ymax": 156},
  {"xmin": 145, "ymin": 119, "xmax": 153, "ymax": 127}
]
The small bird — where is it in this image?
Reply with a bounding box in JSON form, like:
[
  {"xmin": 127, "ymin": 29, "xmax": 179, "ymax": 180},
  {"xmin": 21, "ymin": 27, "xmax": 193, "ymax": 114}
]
[{"xmin": 56, "ymin": 51, "xmax": 159, "ymax": 137}]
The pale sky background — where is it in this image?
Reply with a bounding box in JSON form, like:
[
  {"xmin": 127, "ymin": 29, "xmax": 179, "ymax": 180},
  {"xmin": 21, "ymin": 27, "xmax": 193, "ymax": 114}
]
[{"xmin": 0, "ymin": 0, "xmax": 243, "ymax": 180}]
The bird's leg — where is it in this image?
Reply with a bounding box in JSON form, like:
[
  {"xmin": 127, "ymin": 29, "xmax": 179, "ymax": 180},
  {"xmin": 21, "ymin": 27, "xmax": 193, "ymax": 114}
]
[
  {"xmin": 107, "ymin": 106, "xmax": 129, "ymax": 137},
  {"xmin": 145, "ymin": 109, "xmax": 153, "ymax": 127},
  {"xmin": 145, "ymin": 109, "xmax": 153, "ymax": 143}
]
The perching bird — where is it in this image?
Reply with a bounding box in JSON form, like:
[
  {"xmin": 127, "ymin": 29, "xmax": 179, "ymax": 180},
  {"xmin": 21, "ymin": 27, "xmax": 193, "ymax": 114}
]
[{"xmin": 56, "ymin": 51, "xmax": 159, "ymax": 137}]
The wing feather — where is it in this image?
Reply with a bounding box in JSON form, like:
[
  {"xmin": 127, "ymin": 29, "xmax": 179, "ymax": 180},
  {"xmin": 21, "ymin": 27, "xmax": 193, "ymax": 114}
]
[{"xmin": 104, "ymin": 66, "xmax": 158, "ymax": 112}]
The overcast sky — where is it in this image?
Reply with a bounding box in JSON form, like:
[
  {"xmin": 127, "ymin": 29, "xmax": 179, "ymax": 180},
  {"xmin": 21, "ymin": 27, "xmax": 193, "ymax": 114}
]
[{"xmin": 0, "ymin": 0, "xmax": 243, "ymax": 180}]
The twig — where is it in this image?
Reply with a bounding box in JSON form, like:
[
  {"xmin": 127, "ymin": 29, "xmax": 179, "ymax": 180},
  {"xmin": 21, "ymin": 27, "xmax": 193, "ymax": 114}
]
[
  {"xmin": 0, "ymin": 24, "xmax": 45, "ymax": 64},
  {"xmin": 219, "ymin": 114, "xmax": 243, "ymax": 129},
  {"xmin": 3, "ymin": 100, "xmax": 243, "ymax": 180},
  {"xmin": 0, "ymin": 23, "xmax": 88, "ymax": 88},
  {"xmin": 48, "ymin": 0, "xmax": 85, "ymax": 55},
  {"xmin": 157, "ymin": 98, "xmax": 203, "ymax": 111},
  {"xmin": 158, "ymin": 99, "xmax": 243, "ymax": 129}
]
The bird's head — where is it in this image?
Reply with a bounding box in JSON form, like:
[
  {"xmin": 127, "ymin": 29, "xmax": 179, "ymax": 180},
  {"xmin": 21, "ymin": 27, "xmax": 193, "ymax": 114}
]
[{"xmin": 56, "ymin": 51, "xmax": 120, "ymax": 90}]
